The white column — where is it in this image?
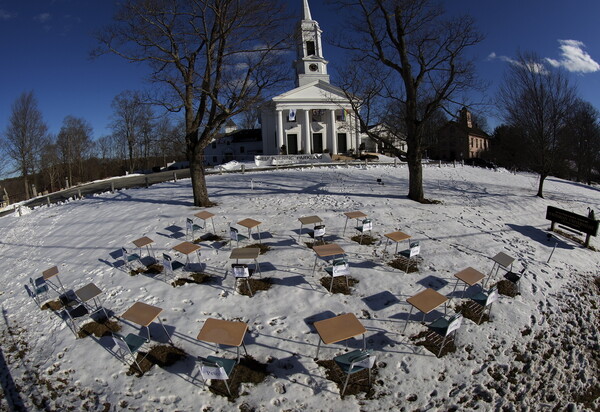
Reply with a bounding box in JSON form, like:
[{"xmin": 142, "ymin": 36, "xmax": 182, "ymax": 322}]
[
  {"xmin": 276, "ymin": 109, "xmax": 284, "ymax": 153},
  {"xmin": 303, "ymin": 109, "xmax": 311, "ymax": 154},
  {"xmin": 329, "ymin": 109, "xmax": 337, "ymax": 154},
  {"xmin": 354, "ymin": 113, "xmax": 360, "ymax": 151}
]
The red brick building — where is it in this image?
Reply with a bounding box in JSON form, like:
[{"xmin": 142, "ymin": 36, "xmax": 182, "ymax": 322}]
[{"xmin": 431, "ymin": 108, "xmax": 490, "ymax": 161}]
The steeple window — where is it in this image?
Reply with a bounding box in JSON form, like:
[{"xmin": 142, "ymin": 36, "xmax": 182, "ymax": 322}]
[{"xmin": 306, "ymin": 41, "xmax": 316, "ymax": 56}]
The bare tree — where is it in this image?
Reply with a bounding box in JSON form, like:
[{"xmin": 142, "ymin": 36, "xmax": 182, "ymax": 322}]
[
  {"xmin": 111, "ymin": 90, "xmax": 154, "ymax": 173},
  {"xmin": 563, "ymin": 99, "xmax": 600, "ymax": 185},
  {"xmin": 95, "ymin": 0, "xmax": 291, "ymax": 206},
  {"xmin": 2, "ymin": 91, "xmax": 48, "ymax": 199},
  {"xmin": 497, "ymin": 52, "xmax": 577, "ymax": 198},
  {"xmin": 56, "ymin": 116, "xmax": 94, "ymax": 186},
  {"xmin": 40, "ymin": 137, "xmax": 61, "ymax": 193},
  {"xmin": 331, "ymin": 0, "xmax": 483, "ymax": 202}
]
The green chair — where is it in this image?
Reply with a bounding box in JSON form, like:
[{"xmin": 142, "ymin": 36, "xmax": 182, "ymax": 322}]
[{"xmin": 333, "ymin": 349, "xmax": 376, "ymax": 397}]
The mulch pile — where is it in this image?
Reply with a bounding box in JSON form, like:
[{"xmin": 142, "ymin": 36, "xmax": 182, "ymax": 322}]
[
  {"xmin": 78, "ymin": 319, "xmax": 121, "ymax": 338},
  {"xmin": 316, "ymin": 359, "xmax": 377, "ymax": 399},
  {"xmin": 237, "ymin": 278, "xmax": 272, "ymax": 297},
  {"xmin": 387, "ymin": 256, "xmax": 420, "ymax": 273},
  {"xmin": 130, "ymin": 345, "xmax": 188, "ymax": 376},
  {"xmin": 172, "ymin": 272, "xmax": 213, "ymax": 287},
  {"xmin": 208, "ymin": 355, "xmax": 269, "ymax": 400},
  {"xmin": 319, "ymin": 276, "xmax": 359, "ymax": 295}
]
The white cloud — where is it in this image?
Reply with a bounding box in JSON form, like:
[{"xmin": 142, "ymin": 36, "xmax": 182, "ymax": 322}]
[
  {"xmin": 34, "ymin": 12, "xmax": 52, "ymax": 23},
  {"xmin": 0, "ymin": 9, "xmax": 16, "ymax": 20},
  {"xmin": 488, "ymin": 51, "xmax": 549, "ymax": 75},
  {"xmin": 545, "ymin": 39, "xmax": 600, "ymax": 73}
]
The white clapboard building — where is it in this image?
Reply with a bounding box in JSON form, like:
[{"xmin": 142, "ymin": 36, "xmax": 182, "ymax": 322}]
[{"xmin": 260, "ymin": 0, "xmax": 361, "ymax": 156}]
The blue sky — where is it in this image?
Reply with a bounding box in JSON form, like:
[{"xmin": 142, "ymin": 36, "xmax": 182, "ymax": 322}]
[{"xmin": 1, "ymin": 0, "xmax": 599, "ymax": 139}]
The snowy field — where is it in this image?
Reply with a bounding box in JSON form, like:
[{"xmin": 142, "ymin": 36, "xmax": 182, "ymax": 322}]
[{"xmin": 0, "ymin": 164, "xmax": 598, "ymax": 411}]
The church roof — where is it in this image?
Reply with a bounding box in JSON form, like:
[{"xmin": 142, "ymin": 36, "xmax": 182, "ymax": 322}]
[{"xmin": 272, "ymin": 79, "xmax": 350, "ymax": 104}]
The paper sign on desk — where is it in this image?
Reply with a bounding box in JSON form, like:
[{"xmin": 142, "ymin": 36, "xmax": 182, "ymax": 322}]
[{"xmin": 201, "ymin": 365, "xmax": 228, "ymax": 380}]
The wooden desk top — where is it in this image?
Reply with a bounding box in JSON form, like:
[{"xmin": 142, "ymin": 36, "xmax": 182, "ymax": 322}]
[
  {"xmin": 299, "ymin": 215, "xmax": 323, "ymax": 225},
  {"xmin": 407, "ymin": 288, "xmax": 448, "ymax": 314},
  {"xmin": 173, "ymin": 241, "xmax": 201, "ymax": 255},
  {"xmin": 454, "ymin": 267, "xmax": 485, "ymax": 286},
  {"xmin": 230, "ymin": 247, "xmax": 260, "ymax": 260},
  {"xmin": 313, "ymin": 243, "xmax": 345, "ymax": 258},
  {"xmin": 314, "ymin": 313, "xmax": 366, "ymax": 345},
  {"xmin": 133, "ymin": 236, "xmax": 154, "ymax": 248},
  {"xmin": 492, "ymin": 252, "xmax": 515, "ymax": 268},
  {"xmin": 384, "ymin": 231, "xmax": 411, "ymax": 242},
  {"xmin": 197, "ymin": 318, "xmax": 248, "ymax": 347},
  {"xmin": 121, "ymin": 302, "xmax": 163, "ymax": 327},
  {"xmin": 75, "ymin": 283, "xmax": 102, "ymax": 302},
  {"xmin": 42, "ymin": 266, "xmax": 59, "ymax": 280},
  {"xmin": 344, "ymin": 211, "xmax": 367, "ymax": 220},
  {"xmin": 194, "ymin": 211, "xmax": 215, "ymax": 220},
  {"xmin": 238, "ymin": 218, "xmax": 261, "ymax": 229}
]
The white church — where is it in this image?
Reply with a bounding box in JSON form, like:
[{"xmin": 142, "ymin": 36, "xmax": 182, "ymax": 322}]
[{"xmin": 260, "ymin": 0, "xmax": 361, "ymax": 156}]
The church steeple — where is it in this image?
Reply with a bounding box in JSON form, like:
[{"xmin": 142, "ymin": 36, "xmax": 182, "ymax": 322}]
[
  {"xmin": 302, "ymin": 0, "xmax": 312, "ymax": 20},
  {"xmin": 294, "ymin": 0, "xmax": 329, "ymax": 87}
]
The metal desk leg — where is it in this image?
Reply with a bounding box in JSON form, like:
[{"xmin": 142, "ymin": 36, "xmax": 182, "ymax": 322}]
[
  {"xmin": 254, "ymin": 259, "xmax": 262, "ymax": 277},
  {"xmin": 211, "ymin": 218, "xmax": 216, "ymax": 235},
  {"xmin": 158, "ymin": 318, "xmax": 173, "ymax": 344},
  {"xmin": 312, "ymin": 256, "xmax": 318, "ymax": 276},
  {"xmin": 451, "ymin": 279, "xmax": 460, "ymax": 298},
  {"xmin": 298, "ymin": 224, "xmax": 304, "ymax": 241},
  {"xmin": 403, "ymin": 306, "xmax": 415, "ymax": 333},
  {"xmin": 362, "ymin": 333, "xmax": 366, "ymax": 350},
  {"xmin": 315, "ymin": 339, "xmax": 322, "ymax": 359},
  {"xmin": 343, "ymin": 217, "xmax": 349, "ymax": 236}
]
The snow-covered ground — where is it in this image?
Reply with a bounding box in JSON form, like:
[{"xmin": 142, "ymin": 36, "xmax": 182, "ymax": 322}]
[{"xmin": 0, "ymin": 164, "xmax": 598, "ymax": 411}]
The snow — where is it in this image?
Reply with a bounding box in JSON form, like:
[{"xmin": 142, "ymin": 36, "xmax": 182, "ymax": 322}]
[{"xmin": 0, "ymin": 164, "xmax": 598, "ymax": 411}]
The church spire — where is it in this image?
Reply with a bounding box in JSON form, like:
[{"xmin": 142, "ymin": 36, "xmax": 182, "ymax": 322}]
[
  {"xmin": 302, "ymin": 0, "xmax": 312, "ymax": 20},
  {"xmin": 294, "ymin": 0, "xmax": 330, "ymax": 87}
]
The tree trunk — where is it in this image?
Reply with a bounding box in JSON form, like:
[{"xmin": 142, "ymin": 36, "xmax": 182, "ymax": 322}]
[
  {"xmin": 536, "ymin": 173, "xmax": 547, "ymax": 198},
  {"xmin": 407, "ymin": 148, "xmax": 424, "ymax": 202},
  {"xmin": 23, "ymin": 175, "xmax": 30, "ymax": 200},
  {"xmin": 190, "ymin": 146, "xmax": 212, "ymax": 207}
]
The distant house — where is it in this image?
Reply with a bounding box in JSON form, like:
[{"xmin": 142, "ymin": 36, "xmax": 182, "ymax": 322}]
[
  {"xmin": 362, "ymin": 123, "xmax": 407, "ymax": 155},
  {"xmin": 203, "ymin": 127, "xmax": 263, "ymax": 166},
  {"xmin": 431, "ymin": 108, "xmax": 490, "ymax": 161}
]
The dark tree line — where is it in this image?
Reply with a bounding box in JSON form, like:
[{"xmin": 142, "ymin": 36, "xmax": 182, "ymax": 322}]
[{"xmin": 1, "ymin": 90, "xmax": 186, "ymax": 204}]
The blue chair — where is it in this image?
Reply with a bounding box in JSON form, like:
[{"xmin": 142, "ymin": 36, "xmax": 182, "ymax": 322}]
[
  {"xmin": 229, "ymin": 224, "xmax": 248, "ymax": 248},
  {"xmin": 399, "ymin": 241, "xmax": 420, "ymax": 273},
  {"xmin": 232, "ymin": 264, "xmax": 253, "ymax": 296},
  {"xmin": 313, "ymin": 225, "xmax": 326, "ymax": 245},
  {"xmin": 162, "ymin": 253, "xmax": 185, "ymax": 281},
  {"xmin": 504, "ymin": 268, "xmax": 527, "ymax": 295},
  {"xmin": 333, "ymin": 349, "xmax": 376, "ymax": 397},
  {"xmin": 324, "ymin": 258, "xmax": 350, "ymax": 293},
  {"xmin": 186, "ymin": 218, "xmax": 203, "ymax": 241},
  {"xmin": 355, "ymin": 219, "xmax": 373, "ymax": 243},
  {"xmin": 112, "ymin": 333, "xmax": 148, "ymax": 373},
  {"xmin": 198, "ymin": 356, "xmax": 237, "ymax": 396},
  {"xmin": 121, "ymin": 247, "xmax": 141, "ymax": 271},
  {"xmin": 469, "ymin": 286, "xmax": 499, "ymax": 324},
  {"xmin": 426, "ymin": 313, "xmax": 463, "ymax": 357},
  {"xmin": 29, "ymin": 277, "xmax": 49, "ymax": 306}
]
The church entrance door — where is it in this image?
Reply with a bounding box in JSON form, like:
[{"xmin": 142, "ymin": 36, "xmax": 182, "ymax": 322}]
[
  {"xmin": 312, "ymin": 133, "xmax": 323, "ymax": 153},
  {"xmin": 337, "ymin": 133, "xmax": 347, "ymax": 154},
  {"xmin": 286, "ymin": 134, "xmax": 298, "ymax": 154}
]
